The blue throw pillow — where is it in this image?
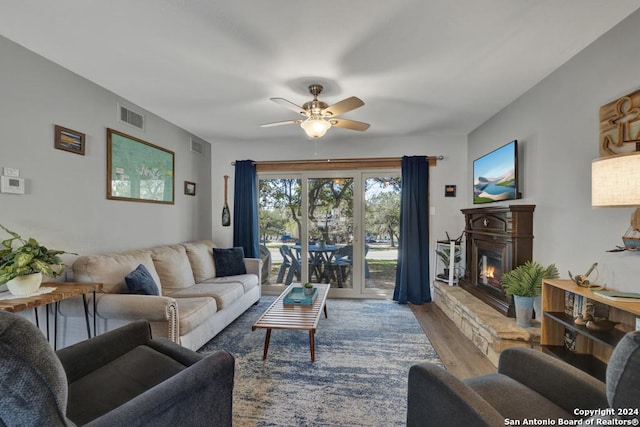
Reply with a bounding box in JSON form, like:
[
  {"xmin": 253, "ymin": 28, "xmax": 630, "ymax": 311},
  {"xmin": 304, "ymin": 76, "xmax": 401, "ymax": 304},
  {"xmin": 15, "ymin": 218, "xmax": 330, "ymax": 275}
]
[
  {"xmin": 125, "ymin": 264, "xmax": 159, "ymax": 295},
  {"xmin": 213, "ymin": 247, "xmax": 247, "ymax": 277}
]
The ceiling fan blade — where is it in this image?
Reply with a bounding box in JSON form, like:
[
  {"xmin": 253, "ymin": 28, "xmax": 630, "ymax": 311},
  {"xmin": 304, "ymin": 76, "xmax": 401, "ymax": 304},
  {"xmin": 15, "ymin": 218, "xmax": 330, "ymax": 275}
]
[
  {"xmin": 330, "ymin": 118, "xmax": 370, "ymax": 131},
  {"xmin": 259, "ymin": 119, "xmax": 302, "ymax": 128},
  {"xmin": 323, "ymin": 96, "xmax": 364, "ymax": 117},
  {"xmin": 270, "ymin": 98, "xmax": 308, "ymax": 116}
]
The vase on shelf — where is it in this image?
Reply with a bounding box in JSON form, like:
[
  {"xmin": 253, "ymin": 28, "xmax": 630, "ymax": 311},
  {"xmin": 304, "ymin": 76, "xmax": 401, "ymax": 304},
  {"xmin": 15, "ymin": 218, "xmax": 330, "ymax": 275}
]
[{"xmin": 6, "ymin": 272, "xmax": 43, "ymax": 296}]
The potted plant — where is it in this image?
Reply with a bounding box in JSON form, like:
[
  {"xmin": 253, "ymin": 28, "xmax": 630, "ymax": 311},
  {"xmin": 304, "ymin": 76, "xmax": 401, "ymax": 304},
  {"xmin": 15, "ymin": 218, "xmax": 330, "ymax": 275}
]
[
  {"xmin": 501, "ymin": 261, "xmax": 559, "ymax": 327},
  {"xmin": 0, "ymin": 225, "xmax": 74, "ymax": 295},
  {"xmin": 303, "ymin": 282, "xmax": 314, "ymax": 296},
  {"xmin": 435, "ymin": 245, "xmax": 462, "ymax": 279}
]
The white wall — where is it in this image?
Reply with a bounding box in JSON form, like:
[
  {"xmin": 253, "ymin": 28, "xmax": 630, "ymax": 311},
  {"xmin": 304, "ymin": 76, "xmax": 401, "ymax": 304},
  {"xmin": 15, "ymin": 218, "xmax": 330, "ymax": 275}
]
[
  {"xmin": 0, "ymin": 35, "xmax": 212, "ymax": 267},
  {"xmin": 468, "ymin": 9, "xmax": 640, "ymax": 292},
  {"xmin": 209, "ymin": 133, "xmax": 468, "ymax": 266}
]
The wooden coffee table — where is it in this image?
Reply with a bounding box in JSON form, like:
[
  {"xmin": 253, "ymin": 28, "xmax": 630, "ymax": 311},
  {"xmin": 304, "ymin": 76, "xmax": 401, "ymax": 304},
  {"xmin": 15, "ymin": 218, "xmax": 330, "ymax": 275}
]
[{"xmin": 252, "ymin": 283, "xmax": 329, "ymax": 362}]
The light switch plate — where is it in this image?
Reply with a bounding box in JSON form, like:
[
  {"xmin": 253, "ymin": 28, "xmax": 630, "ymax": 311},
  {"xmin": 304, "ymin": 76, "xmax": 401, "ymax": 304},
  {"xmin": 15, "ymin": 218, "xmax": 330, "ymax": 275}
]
[{"xmin": 3, "ymin": 167, "xmax": 19, "ymax": 177}]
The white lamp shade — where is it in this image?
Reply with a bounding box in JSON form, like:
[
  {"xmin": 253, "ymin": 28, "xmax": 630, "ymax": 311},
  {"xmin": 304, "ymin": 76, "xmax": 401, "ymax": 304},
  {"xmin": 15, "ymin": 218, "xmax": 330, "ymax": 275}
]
[
  {"xmin": 592, "ymin": 152, "xmax": 640, "ymax": 207},
  {"xmin": 300, "ymin": 118, "xmax": 331, "ymax": 139}
]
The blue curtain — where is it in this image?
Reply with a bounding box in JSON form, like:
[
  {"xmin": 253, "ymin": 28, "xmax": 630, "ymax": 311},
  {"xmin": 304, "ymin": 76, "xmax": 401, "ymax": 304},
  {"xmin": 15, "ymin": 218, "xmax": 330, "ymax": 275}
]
[
  {"xmin": 393, "ymin": 156, "xmax": 431, "ymax": 304},
  {"xmin": 233, "ymin": 160, "xmax": 259, "ymax": 258}
]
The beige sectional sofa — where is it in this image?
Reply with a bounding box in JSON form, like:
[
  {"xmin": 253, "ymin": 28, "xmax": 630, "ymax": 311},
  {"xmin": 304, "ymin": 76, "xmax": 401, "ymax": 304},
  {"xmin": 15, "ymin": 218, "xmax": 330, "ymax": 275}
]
[{"xmin": 59, "ymin": 240, "xmax": 261, "ymax": 350}]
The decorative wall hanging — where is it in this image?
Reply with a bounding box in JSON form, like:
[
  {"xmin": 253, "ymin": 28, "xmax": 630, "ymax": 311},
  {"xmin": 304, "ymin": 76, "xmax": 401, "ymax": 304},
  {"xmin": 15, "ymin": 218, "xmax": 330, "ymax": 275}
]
[
  {"xmin": 599, "ymin": 88, "xmax": 640, "ymax": 156},
  {"xmin": 106, "ymin": 128, "xmax": 174, "ymax": 204},
  {"xmin": 184, "ymin": 181, "xmax": 196, "ymax": 196},
  {"xmin": 54, "ymin": 125, "xmax": 85, "ymax": 155}
]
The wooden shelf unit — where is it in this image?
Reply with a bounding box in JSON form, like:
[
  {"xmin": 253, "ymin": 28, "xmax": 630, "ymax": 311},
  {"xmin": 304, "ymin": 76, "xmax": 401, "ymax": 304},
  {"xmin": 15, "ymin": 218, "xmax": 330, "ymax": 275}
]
[{"xmin": 541, "ymin": 279, "xmax": 640, "ymax": 381}]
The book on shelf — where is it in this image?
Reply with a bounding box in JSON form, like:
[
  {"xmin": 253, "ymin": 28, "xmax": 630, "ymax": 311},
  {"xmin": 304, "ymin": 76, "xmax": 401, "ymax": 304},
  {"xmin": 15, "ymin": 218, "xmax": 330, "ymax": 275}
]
[
  {"xmin": 564, "ymin": 291, "xmax": 575, "ymax": 316},
  {"xmin": 593, "ymin": 290, "xmax": 640, "ymax": 302}
]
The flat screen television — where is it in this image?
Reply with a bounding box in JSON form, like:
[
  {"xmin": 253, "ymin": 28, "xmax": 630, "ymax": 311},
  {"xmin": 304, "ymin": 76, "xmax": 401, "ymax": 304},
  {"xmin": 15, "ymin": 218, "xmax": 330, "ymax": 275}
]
[{"xmin": 473, "ymin": 140, "xmax": 519, "ymax": 204}]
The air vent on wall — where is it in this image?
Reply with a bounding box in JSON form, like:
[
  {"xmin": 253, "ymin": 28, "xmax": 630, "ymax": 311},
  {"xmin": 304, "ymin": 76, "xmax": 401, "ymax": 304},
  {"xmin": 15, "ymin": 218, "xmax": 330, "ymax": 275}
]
[
  {"xmin": 118, "ymin": 103, "xmax": 145, "ymax": 131},
  {"xmin": 190, "ymin": 138, "xmax": 204, "ymax": 156}
]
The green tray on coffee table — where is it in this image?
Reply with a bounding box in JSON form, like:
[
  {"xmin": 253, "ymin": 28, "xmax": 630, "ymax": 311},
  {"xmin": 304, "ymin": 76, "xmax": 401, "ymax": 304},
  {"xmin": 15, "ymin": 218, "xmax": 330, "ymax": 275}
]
[{"xmin": 283, "ymin": 287, "xmax": 318, "ymax": 305}]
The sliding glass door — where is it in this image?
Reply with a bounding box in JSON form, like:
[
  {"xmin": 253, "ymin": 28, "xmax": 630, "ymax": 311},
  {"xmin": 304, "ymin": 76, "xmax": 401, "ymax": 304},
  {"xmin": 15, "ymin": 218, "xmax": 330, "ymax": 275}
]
[{"xmin": 259, "ymin": 169, "xmax": 399, "ymax": 298}]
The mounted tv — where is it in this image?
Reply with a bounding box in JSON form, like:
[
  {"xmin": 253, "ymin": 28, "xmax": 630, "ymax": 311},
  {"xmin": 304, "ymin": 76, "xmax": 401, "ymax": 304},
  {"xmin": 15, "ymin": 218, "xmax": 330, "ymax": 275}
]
[{"xmin": 473, "ymin": 140, "xmax": 519, "ymax": 204}]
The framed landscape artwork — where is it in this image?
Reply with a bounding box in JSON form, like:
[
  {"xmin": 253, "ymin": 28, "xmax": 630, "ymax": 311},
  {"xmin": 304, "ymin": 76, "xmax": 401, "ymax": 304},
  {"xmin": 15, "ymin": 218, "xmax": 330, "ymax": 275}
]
[
  {"xmin": 184, "ymin": 181, "xmax": 196, "ymax": 196},
  {"xmin": 54, "ymin": 125, "xmax": 85, "ymax": 155},
  {"xmin": 106, "ymin": 128, "xmax": 175, "ymax": 204}
]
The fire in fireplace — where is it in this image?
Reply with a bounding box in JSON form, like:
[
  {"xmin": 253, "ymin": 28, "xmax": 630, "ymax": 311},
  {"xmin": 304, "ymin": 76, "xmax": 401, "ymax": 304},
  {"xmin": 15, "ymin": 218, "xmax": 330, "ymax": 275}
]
[{"xmin": 478, "ymin": 250, "xmax": 503, "ymax": 289}]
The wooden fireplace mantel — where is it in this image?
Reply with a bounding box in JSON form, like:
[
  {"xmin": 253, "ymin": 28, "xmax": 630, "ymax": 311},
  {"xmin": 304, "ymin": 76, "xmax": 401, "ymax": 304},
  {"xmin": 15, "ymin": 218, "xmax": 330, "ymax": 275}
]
[{"xmin": 459, "ymin": 204, "xmax": 535, "ymax": 317}]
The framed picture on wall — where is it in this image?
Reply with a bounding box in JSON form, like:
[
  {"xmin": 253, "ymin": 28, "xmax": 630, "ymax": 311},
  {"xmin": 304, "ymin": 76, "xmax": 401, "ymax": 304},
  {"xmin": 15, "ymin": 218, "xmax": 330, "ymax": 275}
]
[
  {"xmin": 54, "ymin": 125, "xmax": 86, "ymax": 155},
  {"xmin": 106, "ymin": 128, "xmax": 175, "ymax": 204},
  {"xmin": 184, "ymin": 181, "xmax": 196, "ymax": 196}
]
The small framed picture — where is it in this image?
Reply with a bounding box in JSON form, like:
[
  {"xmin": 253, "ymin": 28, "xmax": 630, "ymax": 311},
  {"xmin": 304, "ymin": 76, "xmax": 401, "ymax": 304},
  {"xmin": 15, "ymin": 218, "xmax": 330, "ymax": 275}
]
[
  {"xmin": 444, "ymin": 184, "xmax": 456, "ymax": 197},
  {"xmin": 184, "ymin": 181, "xmax": 196, "ymax": 196},
  {"xmin": 54, "ymin": 125, "xmax": 86, "ymax": 155}
]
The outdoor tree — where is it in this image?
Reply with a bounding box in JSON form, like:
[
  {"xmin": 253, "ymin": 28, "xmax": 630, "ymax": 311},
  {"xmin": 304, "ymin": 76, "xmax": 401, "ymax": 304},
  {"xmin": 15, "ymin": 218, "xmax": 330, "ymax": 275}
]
[
  {"xmin": 258, "ymin": 209, "xmax": 286, "ymax": 244},
  {"xmin": 259, "ymin": 179, "xmax": 302, "ymax": 239},
  {"xmin": 365, "ymin": 191, "xmax": 400, "ymax": 247}
]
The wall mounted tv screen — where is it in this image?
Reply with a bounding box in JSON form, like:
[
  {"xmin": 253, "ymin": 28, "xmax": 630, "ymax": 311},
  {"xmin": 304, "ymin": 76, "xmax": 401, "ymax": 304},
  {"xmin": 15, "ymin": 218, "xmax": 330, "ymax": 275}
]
[{"xmin": 473, "ymin": 140, "xmax": 519, "ymax": 204}]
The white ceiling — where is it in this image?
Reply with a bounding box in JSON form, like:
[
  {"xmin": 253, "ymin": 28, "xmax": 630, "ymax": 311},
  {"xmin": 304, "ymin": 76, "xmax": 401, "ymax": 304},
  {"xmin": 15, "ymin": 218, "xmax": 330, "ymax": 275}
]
[{"xmin": 2, "ymin": 0, "xmax": 640, "ymax": 143}]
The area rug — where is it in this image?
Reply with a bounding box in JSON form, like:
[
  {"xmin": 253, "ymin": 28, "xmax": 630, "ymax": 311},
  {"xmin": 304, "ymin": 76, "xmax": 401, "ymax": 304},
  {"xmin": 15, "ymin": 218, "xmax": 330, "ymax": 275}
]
[{"xmin": 198, "ymin": 297, "xmax": 443, "ymax": 426}]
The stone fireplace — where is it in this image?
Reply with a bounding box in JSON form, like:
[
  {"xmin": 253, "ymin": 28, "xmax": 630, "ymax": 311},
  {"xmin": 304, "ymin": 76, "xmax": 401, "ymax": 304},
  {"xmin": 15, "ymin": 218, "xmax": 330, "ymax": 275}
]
[{"xmin": 459, "ymin": 205, "xmax": 535, "ymax": 317}]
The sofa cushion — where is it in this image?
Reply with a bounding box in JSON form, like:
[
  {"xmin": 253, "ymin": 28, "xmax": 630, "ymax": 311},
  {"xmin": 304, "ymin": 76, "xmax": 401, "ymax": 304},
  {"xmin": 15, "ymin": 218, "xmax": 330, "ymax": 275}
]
[
  {"xmin": 607, "ymin": 330, "xmax": 640, "ymax": 412},
  {"xmin": 464, "ymin": 373, "xmax": 574, "ymax": 421},
  {"xmin": 73, "ymin": 251, "xmax": 162, "ymax": 294},
  {"xmin": 151, "ymin": 245, "xmax": 196, "ymax": 292},
  {"xmin": 174, "ymin": 297, "xmax": 218, "ymax": 335},
  {"xmin": 213, "ymin": 247, "xmax": 247, "ymax": 277},
  {"xmin": 169, "ymin": 283, "xmax": 244, "ymax": 310},
  {"xmin": 182, "ymin": 240, "xmax": 217, "ymax": 282},
  {"xmin": 125, "ymin": 264, "xmax": 160, "ymax": 295},
  {"xmin": 66, "ymin": 345, "xmax": 187, "ymax": 425},
  {"xmin": 204, "ymin": 274, "xmax": 259, "ymax": 293}
]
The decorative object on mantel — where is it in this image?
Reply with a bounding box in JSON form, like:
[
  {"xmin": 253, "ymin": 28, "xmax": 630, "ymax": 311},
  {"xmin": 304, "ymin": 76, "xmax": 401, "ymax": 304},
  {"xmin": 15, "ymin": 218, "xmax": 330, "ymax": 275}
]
[
  {"xmin": 599, "ymin": 88, "xmax": 640, "ymax": 156},
  {"xmin": 592, "ymin": 152, "xmax": 640, "ymax": 250},
  {"xmin": 0, "ymin": 225, "xmax": 74, "ymax": 295},
  {"xmin": 501, "ymin": 261, "xmax": 559, "ymax": 327}
]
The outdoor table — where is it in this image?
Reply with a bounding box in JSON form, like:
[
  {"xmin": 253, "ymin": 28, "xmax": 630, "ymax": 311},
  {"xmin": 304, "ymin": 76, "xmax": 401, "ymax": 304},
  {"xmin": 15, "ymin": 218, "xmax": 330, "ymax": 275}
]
[{"xmin": 292, "ymin": 244, "xmax": 339, "ymax": 282}]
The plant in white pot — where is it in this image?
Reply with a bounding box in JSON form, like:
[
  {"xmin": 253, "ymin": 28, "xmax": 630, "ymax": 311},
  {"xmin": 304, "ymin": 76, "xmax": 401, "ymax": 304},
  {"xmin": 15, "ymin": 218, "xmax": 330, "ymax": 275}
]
[
  {"xmin": 501, "ymin": 261, "xmax": 559, "ymax": 327},
  {"xmin": 0, "ymin": 225, "xmax": 73, "ymax": 295}
]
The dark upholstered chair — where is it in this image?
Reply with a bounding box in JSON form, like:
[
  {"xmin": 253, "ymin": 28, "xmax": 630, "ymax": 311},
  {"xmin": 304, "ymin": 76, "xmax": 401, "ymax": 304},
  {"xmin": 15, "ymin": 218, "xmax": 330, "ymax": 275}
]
[
  {"xmin": 408, "ymin": 330, "xmax": 640, "ymax": 427},
  {"xmin": 0, "ymin": 311, "xmax": 234, "ymax": 426}
]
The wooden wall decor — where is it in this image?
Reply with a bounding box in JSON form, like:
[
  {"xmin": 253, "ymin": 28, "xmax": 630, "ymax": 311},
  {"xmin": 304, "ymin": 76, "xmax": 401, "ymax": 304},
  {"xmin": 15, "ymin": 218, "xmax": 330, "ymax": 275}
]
[{"xmin": 599, "ymin": 88, "xmax": 640, "ymax": 156}]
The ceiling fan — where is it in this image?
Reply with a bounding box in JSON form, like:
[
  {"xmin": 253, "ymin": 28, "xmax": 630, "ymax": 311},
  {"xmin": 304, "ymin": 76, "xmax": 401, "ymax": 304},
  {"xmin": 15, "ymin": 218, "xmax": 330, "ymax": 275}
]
[{"xmin": 260, "ymin": 84, "xmax": 370, "ymax": 139}]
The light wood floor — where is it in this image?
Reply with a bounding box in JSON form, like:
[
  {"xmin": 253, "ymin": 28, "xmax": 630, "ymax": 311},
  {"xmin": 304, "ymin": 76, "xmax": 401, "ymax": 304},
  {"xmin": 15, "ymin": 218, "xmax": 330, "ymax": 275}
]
[{"xmin": 410, "ymin": 302, "xmax": 496, "ymax": 378}]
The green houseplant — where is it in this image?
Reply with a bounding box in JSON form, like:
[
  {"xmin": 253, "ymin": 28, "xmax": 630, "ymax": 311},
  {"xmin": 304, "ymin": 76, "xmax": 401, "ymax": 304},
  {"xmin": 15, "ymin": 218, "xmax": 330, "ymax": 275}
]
[
  {"xmin": 436, "ymin": 245, "xmax": 462, "ymax": 279},
  {"xmin": 303, "ymin": 282, "xmax": 314, "ymax": 296},
  {"xmin": 0, "ymin": 225, "xmax": 73, "ymax": 295},
  {"xmin": 501, "ymin": 261, "xmax": 559, "ymax": 326}
]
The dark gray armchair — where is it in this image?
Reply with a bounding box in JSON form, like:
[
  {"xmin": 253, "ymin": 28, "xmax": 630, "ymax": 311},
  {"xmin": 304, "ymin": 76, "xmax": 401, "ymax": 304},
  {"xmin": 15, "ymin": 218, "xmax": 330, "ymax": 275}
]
[
  {"xmin": 408, "ymin": 330, "xmax": 640, "ymax": 426},
  {"xmin": 0, "ymin": 311, "xmax": 234, "ymax": 426}
]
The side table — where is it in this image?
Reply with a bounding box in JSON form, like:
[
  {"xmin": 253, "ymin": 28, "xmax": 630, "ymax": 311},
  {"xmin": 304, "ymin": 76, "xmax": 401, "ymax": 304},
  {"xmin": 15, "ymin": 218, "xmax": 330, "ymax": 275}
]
[{"xmin": 0, "ymin": 282, "xmax": 103, "ymax": 349}]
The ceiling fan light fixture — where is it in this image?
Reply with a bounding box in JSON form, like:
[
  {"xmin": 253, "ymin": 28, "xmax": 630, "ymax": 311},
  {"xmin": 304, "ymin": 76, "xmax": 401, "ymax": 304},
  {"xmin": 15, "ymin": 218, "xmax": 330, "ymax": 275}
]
[{"xmin": 300, "ymin": 117, "xmax": 331, "ymax": 139}]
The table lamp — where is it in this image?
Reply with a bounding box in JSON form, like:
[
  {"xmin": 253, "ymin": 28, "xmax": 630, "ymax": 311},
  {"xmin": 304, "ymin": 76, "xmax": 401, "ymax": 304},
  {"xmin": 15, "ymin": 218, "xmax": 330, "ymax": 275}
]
[{"xmin": 592, "ymin": 152, "xmax": 640, "ymax": 249}]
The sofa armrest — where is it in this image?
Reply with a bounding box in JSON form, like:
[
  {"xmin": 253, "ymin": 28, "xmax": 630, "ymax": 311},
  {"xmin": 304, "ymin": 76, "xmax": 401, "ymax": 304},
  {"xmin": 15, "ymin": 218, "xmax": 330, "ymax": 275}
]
[
  {"xmin": 244, "ymin": 257, "xmax": 262, "ymax": 281},
  {"xmin": 57, "ymin": 320, "xmax": 152, "ymax": 383},
  {"xmin": 96, "ymin": 293, "xmax": 177, "ymax": 322},
  {"xmin": 85, "ymin": 350, "xmax": 235, "ymax": 427},
  {"xmin": 499, "ymin": 347, "xmax": 607, "ymax": 413},
  {"xmin": 408, "ymin": 363, "xmax": 505, "ymax": 427}
]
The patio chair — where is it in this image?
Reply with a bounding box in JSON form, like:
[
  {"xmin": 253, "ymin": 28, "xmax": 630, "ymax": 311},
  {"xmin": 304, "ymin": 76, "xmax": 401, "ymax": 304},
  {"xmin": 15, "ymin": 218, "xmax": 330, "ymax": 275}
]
[
  {"xmin": 277, "ymin": 245, "xmax": 301, "ymax": 285},
  {"xmin": 327, "ymin": 245, "xmax": 353, "ymax": 287}
]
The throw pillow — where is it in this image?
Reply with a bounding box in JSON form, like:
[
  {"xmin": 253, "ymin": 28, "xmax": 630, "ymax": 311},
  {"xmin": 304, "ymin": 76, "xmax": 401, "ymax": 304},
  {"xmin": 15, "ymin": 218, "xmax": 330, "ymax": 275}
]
[
  {"xmin": 125, "ymin": 264, "xmax": 159, "ymax": 295},
  {"xmin": 213, "ymin": 247, "xmax": 247, "ymax": 277}
]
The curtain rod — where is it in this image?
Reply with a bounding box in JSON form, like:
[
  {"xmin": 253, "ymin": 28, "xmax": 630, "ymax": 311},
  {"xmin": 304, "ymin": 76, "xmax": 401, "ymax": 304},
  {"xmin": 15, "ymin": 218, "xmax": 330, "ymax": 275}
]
[{"xmin": 231, "ymin": 156, "xmax": 444, "ymax": 166}]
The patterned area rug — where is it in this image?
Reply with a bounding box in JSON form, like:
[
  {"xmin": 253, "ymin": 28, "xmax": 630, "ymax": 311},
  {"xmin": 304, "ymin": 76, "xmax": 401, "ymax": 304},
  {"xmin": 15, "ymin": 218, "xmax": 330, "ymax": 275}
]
[{"xmin": 198, "ymin": 297, "xmax": 443, "ymax": 426}]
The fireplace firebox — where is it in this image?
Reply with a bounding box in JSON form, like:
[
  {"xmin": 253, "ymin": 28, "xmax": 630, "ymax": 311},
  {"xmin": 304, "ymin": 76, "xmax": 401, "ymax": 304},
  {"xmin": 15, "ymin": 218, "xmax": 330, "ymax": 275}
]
[{"xmin": 460, "ymin": 205, "xmax": 535, "ymax": 317}]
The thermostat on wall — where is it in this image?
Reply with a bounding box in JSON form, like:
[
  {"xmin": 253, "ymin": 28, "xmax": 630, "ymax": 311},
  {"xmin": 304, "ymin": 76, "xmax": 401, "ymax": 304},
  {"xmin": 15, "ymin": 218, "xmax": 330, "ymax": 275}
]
[{"xmin": 1, "ymin": 175, "xmax": 25, "ymax": 194}]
